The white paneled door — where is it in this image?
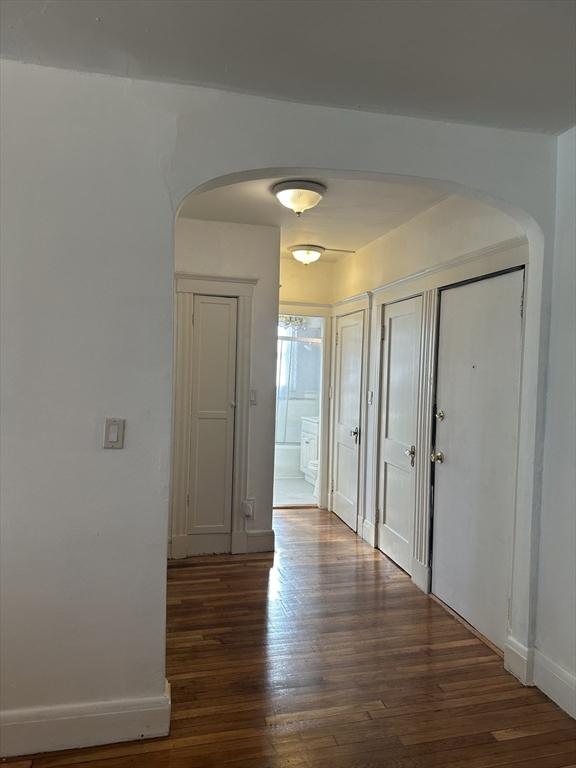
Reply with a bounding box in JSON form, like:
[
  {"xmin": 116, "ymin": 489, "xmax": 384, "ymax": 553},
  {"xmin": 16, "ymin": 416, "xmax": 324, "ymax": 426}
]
[
  {"xmin": 378, "ymin": 297, "xmax": 423, "ymax": 574},
  {"xmin": 432, "ymin": 270, "xmax": 524, "ymax": 650},
  {"xmin": 187, "ymin": 295, "xmax": 238, "ymax": 535},
  {"xmin": 331, "ymin": 311, "xmax": 364, "ymax": 531}
]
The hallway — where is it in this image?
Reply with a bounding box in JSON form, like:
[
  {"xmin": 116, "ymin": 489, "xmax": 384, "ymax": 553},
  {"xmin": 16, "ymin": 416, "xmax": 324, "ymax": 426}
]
[{"xmin": 21, "ymin": 509, "xmax": 576, "ymax": 767}]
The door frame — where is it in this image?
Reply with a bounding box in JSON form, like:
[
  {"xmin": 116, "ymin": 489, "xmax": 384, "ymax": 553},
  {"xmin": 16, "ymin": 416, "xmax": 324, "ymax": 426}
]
[
  {"xmin": 329, "ymin": 293, "xmax": 372, "ymax": 533},
  {"xmin": 278, "ymin": 302, "xmax": 332, "ymax": 510},
  {"xmin": 170, "ymin": 274, "xmax": 256, "ymax": 557}
]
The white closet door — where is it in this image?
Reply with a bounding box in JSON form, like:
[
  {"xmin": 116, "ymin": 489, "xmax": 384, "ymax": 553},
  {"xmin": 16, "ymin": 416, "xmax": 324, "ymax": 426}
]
[
  {"xmin": 378, "ymin": 296, "xmax": 422, "ymax": 574},
  {"xmin": 187, "ymin": 295, "xmax": 237, "ymax": 535},
  {"xmin": 432, "ymin": 270, "xmax": 523, "ymax": 650},
  {"xmin": 331, "ymin": 311, "xmax": 364, "ymax": 531}
]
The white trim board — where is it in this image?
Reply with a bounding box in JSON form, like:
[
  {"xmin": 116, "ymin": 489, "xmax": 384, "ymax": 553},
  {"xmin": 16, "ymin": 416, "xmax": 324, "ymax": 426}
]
[
  {"xmin": 504, "ymin": 636, "xmax": 534, "ymax": 684},
  {"xmin": 359, "ymin": 517, "xmax": 377, "ymax": 547},
  {"xmin": 0, "ymin": 681, "xmax": 171, "ymax": 758},
  {"xmin": 231, "ymin": 529, "xmax": 276, "ymax": 553},
  {"xmin": 332, "ymin": 292, "xmax": 371, "ymax": 316},
  {"xmin": 279, "ymin": 301, "xmax": 332, "ymax": 312},
  {"xmin": 173, "ymin": 530, "xmax": 276, "ymax": 556},
  {"xmin": 411, "ymin": 559, "xmax": 432, "ymax": 594},
  {"xmin": 172, "ymin": 533, "xmax": 232, "ymax": 556},
  {"xmin": 245, "ymin": 529, "xmax": 276, "ymax": 553},
  {"xmin": 533, "ymin": 650, "xmax": 576, "ymax": 718},
  {"xmin": 175, "ymin": 272, "xmax": 258, "ymax": 287}
]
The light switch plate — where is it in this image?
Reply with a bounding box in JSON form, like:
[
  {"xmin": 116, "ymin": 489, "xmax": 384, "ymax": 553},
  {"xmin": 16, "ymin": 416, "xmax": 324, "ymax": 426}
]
[
  {"xmin": 242, "ymin": 498, "xmax": 255, "ymax": 518},
  {"xmin": 103, "ymin": 417, "xmax": 126, "ymax": 449}
]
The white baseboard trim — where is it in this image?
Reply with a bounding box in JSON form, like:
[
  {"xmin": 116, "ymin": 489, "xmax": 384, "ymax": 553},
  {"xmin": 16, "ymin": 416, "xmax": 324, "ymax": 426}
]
[
  {"xmin": 170, "ymin": 534, "xmax": 189, "ymax": 559},
  {"xmin": 172, "ymin": 530, "xmax": 274, "ymax": 558},
  {"xmin": 0, "ymin": 680, "xmax": 171, "ymax": 758},
  {"xmin": 171, "ymin": 533, "xmax": 231, "ymax": 559},
  {"xmin": 360, "ymin": 518, "xmax": 376, "ymax": 547},
  {"xmin": 533, "ymin": 649, "xmax": 576, "ymax": 718},
  {"xmin": 504, "ymin": 636, "xmax": 534, "ymax": 684},
  {"xmin": 246, "ymin": 529, "xmax": 275, "ymax": 553},
  {"xmin": 411, "ymin": 559, "xmax": 431, "ymax": 593},
  {"xmin": 230, "ymin": 531, "xmax": 247, "ymax": 553}
]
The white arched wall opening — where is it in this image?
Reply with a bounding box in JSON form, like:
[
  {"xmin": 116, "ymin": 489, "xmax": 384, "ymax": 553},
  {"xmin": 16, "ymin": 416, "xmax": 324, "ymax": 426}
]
[{"xmin": 174, "ymin": 166, "xmax": 545, "ymax": 687}]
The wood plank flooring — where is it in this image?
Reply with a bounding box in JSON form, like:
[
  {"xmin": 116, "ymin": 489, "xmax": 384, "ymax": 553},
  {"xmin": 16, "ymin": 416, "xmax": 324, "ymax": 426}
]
[{"xmin": 13, "ymin": 508, "xmax": 576, "ymax": 767}]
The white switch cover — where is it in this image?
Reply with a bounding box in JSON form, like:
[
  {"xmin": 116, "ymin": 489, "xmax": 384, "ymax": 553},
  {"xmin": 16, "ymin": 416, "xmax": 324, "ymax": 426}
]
[
  {"xmin": 103, "ymin": 417, "xmax": 125, "ymax": 448},
  {"xmin": 242, "ymin": 498, "xmax": 255, "ymax": 518}
]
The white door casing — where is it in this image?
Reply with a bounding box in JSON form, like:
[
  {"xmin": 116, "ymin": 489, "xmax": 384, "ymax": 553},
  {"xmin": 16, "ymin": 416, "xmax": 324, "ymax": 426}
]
[
  {"xmin": 187, "ymin": 295, "xmax": 237, "ymax": 535},
  {"xmin": 331, "ymin": 311, "xmax": 364, "ymax": 531},
  {"xmin": 378, "ymin": 296, "xmax": 423, "ymax": 574},
  {"xmin": 171, "ymin": 275, "xmax": 257, "ymax": 558},
  {"xmin": 432, "ymin": 270, "xmax": 524, "ymax": 650}
]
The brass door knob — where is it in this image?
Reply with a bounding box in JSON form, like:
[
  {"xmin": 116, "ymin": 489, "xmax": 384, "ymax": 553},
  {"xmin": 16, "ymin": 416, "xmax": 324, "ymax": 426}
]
[{"xmin": 430, "ymin": 450, "xmax": 444, "ymax": 464}]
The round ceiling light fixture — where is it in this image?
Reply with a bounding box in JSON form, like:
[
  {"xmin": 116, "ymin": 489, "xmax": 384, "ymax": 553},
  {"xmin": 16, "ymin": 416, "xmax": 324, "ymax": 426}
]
[
  {"xmin": 272, "ymin": 180, "xmax": 326, "ymax": 216},
  {"xmin": 290, "ymin": 244, "xmax": 325, "ymax": 265}
]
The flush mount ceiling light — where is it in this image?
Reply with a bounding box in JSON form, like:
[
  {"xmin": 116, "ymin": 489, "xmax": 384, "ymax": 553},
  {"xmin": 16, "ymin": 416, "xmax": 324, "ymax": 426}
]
[
  {"xmin": 272, "ymin": 180, "xmax": 326, "ymax": 216},
  {"xmin": 290, "ymin": 244, "xmax": 325, "ymax": 265}
]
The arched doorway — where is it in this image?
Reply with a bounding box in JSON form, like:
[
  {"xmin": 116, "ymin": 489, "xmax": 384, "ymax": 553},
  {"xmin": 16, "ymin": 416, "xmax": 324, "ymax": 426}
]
[{"xmin": 171, "ymin": 168, "xmax": 543, "ymax": 684}]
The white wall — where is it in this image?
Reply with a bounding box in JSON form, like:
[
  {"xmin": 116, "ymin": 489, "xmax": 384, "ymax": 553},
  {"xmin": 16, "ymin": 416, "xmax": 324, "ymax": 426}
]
[
  {"xmin": 0, "ymin": 59, "xmax": 564, "ymax": 755},
  {"xmin": 279, "ymin": 256, "xmax": 334, "ymax": 305},
  {"xmin": 0, "ymin": 66, "xmax": 174, "ymax": 758},
  {"xmin": 535, "ymin": 127, "xmax": 576, "ymax": 716},
  {"xmin": 175, "ymin": 218, "xmax": 280, "ymax": 537},
  {"xmin": 332, "ymin": 195, "xmax": 524, "ymax": 301}
]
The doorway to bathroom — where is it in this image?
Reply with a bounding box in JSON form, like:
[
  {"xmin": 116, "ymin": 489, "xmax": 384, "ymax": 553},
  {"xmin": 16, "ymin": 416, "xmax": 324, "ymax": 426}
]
[{"xmin": 273, "ymin": 314, "xmax": 325, "ymax": 507}]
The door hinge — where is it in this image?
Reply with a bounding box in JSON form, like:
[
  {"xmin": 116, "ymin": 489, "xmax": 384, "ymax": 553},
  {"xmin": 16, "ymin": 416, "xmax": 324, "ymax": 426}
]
[
  {"xmin": 335, "ymin": 332, "xmax": 339, "ymax": 347},
  {"xmin": 328, "ymin": 385, "xmax": 333, "ymax": 400},
  {"xmin": 520, "ymin": 272, "xmax": 526, "ymax": 318},
  {"xmin": 186, "ymin": 493, "xmax": 190, "ymax": 508},
  {"xmin": 381, "ymin": 324, "xmax": 386, "ymax": 342}
]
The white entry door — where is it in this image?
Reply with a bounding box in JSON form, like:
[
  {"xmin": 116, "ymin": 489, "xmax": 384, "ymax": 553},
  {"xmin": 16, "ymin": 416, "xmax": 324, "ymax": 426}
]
[
  {"xmin": 187, "ymin": 295, "xmax": 237, "ymax": 536},
  {"xmin": 378, "ymin": 296, "xmax": 423, "ymax": 574},
  {"xmin": 432, "ymin": 270, "xmax": 524, "ymax": 650},
  {"xmin": 331, "ymin": 311, "xmax": 364, "ymax": 531}
]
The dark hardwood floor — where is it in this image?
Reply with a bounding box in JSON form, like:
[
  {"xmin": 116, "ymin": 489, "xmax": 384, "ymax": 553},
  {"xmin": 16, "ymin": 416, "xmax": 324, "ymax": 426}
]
[{"xmin": 16, "ymin": 508, "xmax": 576, "ymax": 767}]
